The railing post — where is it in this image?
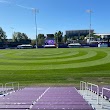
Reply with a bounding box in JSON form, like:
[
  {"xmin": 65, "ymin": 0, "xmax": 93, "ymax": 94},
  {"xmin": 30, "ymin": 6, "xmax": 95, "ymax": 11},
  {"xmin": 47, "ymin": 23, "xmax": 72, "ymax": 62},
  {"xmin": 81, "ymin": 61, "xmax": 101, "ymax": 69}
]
[
  {"xmin": 91, "ymin": 84, "xmax": 92, "ymax": 99},
  {"xmin": 97, "ymin": 86, "xmax": 99, "ymax": 104},
  {"xmin": 12, "ymin": 83, "xmax": 14, "ymax": 91},
  {"xmin": 86, "ymin": 82, "xmax": 88, "ymax": 95},
  {"xmin": 101, "ymin": 87, "xmax": 104, "ymax": 108},
  {"xmin": 80, "ymin": 81, "xmax": 82, "ymax": 90},
  {"xmin": 80, "ymin": 81, "xmax": 87, "ymax": 95},
  {"xmin": 5, "ymin": 83, "xmax": 7, "ymax": 94},
  {"xmin": 18, "ymin": 82, "xmax": 19, "ymax": 90},
  {"xmin": 87, "ymin": 82, "xmax": 99, "ymax": 104},
  {"xmin": 0, "ymin": 83, "xmax": 4, "ymax": 95}
]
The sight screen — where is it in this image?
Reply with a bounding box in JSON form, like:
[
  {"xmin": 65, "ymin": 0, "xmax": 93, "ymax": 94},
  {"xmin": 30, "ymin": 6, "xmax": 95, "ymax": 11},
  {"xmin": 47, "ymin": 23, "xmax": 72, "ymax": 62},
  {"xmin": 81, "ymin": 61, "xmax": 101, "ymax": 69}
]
[{"xmin": 45, "ymin": 40, "xmax": 55, "ymax": 45}]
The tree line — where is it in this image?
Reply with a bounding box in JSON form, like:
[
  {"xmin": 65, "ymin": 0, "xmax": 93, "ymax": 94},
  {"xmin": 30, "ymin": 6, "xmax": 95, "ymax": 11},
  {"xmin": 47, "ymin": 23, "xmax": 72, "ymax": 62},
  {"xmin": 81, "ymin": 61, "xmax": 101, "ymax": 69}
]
[
  {"xmin": 1, "ymin": 26, "xmax": 110, "ymax": 48},
  {"xmin": 0, "ymin": 27, "xmax": 67, "ymax": 46}
]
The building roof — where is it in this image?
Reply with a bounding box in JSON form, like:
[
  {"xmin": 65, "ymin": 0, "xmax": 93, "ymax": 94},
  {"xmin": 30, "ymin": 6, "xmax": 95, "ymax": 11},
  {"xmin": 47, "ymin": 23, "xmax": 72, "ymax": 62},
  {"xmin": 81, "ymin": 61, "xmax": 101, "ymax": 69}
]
[{"xmin": 95, "ymin": 33, "xmax": 110, "ymax": 36}]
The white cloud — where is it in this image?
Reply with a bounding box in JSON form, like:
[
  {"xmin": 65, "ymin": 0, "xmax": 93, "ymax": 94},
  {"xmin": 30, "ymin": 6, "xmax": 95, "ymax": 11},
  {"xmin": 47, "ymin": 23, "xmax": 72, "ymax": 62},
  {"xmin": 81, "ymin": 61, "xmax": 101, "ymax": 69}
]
[
  {"xmin": 0, "ymin": 0, "xmax": 10, "ymax": 4},
  {"xmin": 16, "ymin": 4, "xmax": 33, "ymax": 10}
]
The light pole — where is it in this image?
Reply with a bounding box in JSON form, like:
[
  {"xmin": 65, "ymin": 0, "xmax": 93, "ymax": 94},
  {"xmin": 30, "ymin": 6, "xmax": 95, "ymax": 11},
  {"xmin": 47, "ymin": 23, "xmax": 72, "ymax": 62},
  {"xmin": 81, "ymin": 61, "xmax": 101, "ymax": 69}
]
[
  {"xmin": 87, "ymin": 10, "xmax": 92, "ymax": 43},
  {"xmin": 32, "ymin": 8, "xmax": 38, "ymax": 48}
]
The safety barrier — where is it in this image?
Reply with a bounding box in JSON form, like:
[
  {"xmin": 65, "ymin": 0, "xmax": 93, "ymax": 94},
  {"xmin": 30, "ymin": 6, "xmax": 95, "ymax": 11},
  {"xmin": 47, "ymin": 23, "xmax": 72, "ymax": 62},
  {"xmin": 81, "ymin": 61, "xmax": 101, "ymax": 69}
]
[
  {"xmin": 80, "ymin": 81, "xmax": 87, "ymax": 95},
  {"xmin": 101, "ymin": 87, "xmax": 110, "ymax": 109},
  {"xmin": 0, "ymin": 83, "xmax": 4, "ymax": 94},
  {"xmin": 5, "ymin": 82, "xmax": 19, "ymax": 94},
  {"xmin": 87, "ymin": 82, "xmax": 99, "ymax": 104}
]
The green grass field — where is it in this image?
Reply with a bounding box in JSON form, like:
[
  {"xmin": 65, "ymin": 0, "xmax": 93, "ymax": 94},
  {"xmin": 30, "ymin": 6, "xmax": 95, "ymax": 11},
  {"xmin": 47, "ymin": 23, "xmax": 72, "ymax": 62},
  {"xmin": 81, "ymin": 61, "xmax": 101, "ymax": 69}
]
[{"xmin": 0, "ymin": 48, "xmax": 110, "ymax": 86}]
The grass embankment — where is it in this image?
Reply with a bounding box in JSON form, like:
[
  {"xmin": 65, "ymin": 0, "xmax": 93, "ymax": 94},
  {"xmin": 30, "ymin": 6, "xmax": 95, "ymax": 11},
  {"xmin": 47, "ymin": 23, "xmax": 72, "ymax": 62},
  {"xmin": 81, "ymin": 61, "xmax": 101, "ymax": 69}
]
[{"xmin": 0, "ymin": 48, "xmax": 110, "ymax": 86}]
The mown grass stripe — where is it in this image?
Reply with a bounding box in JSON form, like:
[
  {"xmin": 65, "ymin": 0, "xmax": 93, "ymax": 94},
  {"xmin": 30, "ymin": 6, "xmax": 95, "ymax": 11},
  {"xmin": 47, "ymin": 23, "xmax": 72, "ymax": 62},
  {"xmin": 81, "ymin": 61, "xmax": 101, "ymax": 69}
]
[
  {"xmin": 0, "ymin": 48, "xmax": 110, "ymax": 85},
  {"xmin": 4, "ymin": 51, "xmax": 85, "ymax": 60},
  {"xmin": 0, "ymin": 50, "xmax": 94, "ymax": 63},
  {"xmin": 0, "ymin": 50, "xmax": 107, "ymax": 66}
]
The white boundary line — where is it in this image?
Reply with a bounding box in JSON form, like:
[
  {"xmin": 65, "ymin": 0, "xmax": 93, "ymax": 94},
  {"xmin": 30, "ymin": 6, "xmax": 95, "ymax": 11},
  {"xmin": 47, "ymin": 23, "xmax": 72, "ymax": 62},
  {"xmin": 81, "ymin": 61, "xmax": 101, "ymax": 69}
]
[{"xmin": 28, "ymin": 87, "xmax": 50, "ymax": 110}]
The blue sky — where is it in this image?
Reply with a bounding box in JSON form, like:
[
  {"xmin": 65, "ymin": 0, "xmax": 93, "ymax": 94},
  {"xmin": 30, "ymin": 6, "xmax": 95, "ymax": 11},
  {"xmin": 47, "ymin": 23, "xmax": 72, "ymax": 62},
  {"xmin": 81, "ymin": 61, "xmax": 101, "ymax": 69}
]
[{"xmin": 0, "ymin": 0, "xmax": 110, "ymax": 39}]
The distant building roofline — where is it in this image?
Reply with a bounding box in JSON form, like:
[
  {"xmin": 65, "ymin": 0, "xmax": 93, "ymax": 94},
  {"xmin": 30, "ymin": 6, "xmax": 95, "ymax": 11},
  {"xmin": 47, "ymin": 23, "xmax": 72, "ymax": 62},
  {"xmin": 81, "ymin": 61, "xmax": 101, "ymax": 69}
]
[
  {"xmin": 95, "ymin": 33, "xmax": 110, "ymax": 36},
  {"xmin": 66, "ymin": 29, "xmax": 94, "ymax": 32}
]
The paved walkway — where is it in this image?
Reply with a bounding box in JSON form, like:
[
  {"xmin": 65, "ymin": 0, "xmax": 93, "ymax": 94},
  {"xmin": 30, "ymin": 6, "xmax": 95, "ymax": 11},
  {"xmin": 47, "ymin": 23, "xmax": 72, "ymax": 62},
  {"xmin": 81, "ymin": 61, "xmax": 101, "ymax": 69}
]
[{"xmin": 78, "ymin": 90, "xmax": 110, "ymax": 110}]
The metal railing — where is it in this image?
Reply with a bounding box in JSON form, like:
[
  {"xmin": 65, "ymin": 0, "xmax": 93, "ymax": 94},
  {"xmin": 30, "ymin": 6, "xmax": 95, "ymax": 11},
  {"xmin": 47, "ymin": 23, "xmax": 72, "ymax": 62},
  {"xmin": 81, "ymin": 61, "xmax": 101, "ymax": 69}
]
[
  {"xmin": 87, "ymin": 82, "xmax": 99, "ymax": 104},
  {"xmin": 12, "ymin": 82, "xmax": 19, "ymax": 90},
  {"xmin": 101, "ymin": 87, "xmax": 110, "ymax": 108},
  {"xmin": 5, "ymin": 82, "xmax": 19, "ymax": 94},
  {"xmin": 80, "ymin": 81, "xmax": 86, "ymax": 90},
  {"xmin": 80, "ymin": 81, "xmax": 87, "ymax": 96},
  {"xmin": 0, "ymin": 83, "xmax": 4, "ymax": 95}
]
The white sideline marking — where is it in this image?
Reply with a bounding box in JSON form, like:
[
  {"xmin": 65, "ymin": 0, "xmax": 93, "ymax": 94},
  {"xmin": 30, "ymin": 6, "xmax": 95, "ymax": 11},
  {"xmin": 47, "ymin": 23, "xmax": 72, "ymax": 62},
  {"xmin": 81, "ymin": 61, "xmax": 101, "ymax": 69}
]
[{"xmin": 28, "ymin": 87, "xmax": 50, "ymax": 110}]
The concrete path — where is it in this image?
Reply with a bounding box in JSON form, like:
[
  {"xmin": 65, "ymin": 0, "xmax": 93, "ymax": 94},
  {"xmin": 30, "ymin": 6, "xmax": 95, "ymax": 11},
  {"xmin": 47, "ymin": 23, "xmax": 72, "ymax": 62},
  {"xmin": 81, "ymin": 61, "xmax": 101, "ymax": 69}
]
[{"xmin": 78, "ymin": 90, "xmax": 110, "ymax": 110}]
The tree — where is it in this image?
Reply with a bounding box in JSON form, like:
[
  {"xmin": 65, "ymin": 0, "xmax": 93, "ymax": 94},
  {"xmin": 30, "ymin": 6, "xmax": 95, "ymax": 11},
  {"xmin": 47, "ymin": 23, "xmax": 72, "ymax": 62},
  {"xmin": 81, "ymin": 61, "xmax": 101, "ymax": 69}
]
[
  {"xmin": 72, "ymin": 36, "xmax": 78, "ymax": 40},
  {"xmin": 63, "ymin": 35, "xmax": 67, "ymax": 43},
  {"xmin": 13, "ymin": 32, "xmax": 21, "ymax": 42},
  {"xmin": 37, "ymin": 34, "xmax": 45, "ymax": 46},
  {"xmin": 79, "ymin": 36, "xmax": 85, "ymax": 40},
  {"xmin": 21, "ymin": 33, "xmax": 28, "ymax": 40},
  {"xmin": 31, "ymin": 39, "xmax": 36, "ymax": 46},
  {"xmin": 107, "ymin": 35, "xmax": 110, "ymax": 47},
  {"xmin": 86, "ymin": 33, "xmax": 101, "ymax": 41},
  {"xmin": 91, "ymin": 33, "xmax": 101, "ymax": 40},
  {"xmin": 0, "ymin": 27, "xmax": 7, "ymax": 42},
  {"xmin": 54, "ymin": 31, "xmax": 63, "ymax": 43},
  {"xmin": 12, "ymin": 32, "xmax": 30, "ymax": 43}
]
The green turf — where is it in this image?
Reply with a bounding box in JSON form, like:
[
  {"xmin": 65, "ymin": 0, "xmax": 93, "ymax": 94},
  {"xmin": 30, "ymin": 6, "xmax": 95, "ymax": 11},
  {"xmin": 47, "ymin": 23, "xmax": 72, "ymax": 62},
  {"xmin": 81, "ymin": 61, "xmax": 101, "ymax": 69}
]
[{"xmin": 0, "ymin": 48, "xmax": 110, "ymax": 86}]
